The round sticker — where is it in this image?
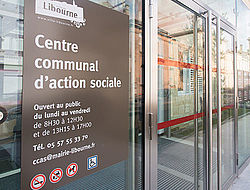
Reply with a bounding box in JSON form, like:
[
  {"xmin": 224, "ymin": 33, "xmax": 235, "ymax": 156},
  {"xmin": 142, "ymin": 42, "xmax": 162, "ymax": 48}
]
[
  {"xmin": 0, "ymin": 112, "xmax": 3, "ymax": 120},
  {"xmin": 0, "ymin": 106, "xmax": 7, "ymax": 125},
  {"xmin": 30, "ymin": 174, "xmax": 46, "ymax": 190},
  {"xmin": 49, "ymin": 168, "xmax": 63, "ymax": 183},
  {"xmin": 66, "ymin": 163, "xmax": 78, "ymax": 177}
]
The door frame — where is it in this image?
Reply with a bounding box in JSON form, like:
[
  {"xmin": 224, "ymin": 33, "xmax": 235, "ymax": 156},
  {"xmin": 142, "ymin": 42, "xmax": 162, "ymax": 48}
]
[{"xmin": 144, "ymin": 0, "xmax": 238, "ymax": 189}]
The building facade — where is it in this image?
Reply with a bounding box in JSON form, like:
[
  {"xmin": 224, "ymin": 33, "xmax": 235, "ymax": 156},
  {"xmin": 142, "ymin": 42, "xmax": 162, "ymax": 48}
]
[{"xmin": 0, "ymin": 0, "xmax": 249, "ymax": 189}]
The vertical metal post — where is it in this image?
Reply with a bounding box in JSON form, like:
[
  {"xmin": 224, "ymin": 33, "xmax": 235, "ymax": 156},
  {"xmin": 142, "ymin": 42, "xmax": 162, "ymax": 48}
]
[
  {"xmin": 234, "ymin": 0, "xmax": 239, "ymax": 177},
  {"xmin": 206, "ymin": 10, "xmax": 213, "ymax": 190},
  {"xmin": 150, "ymin": 0, "xmax": 158, "ymax": 189},
  {"xmin": 0, "ymin": 16, "xmax": 3, "ymax": 100},
  {"xmin": 127, "ymin": 0, "xmax": 136, "ymax": 189},
  {"xmin": 233, "ymin": 35, "xmax": 239, "ymax": 177},
  {"xmin": 194, "ymin": 15, "xmax": 199, "ymax": 190},
  {"xmin": 144, "ymin": 0, "xmax": 150, "ymax": 189},
  {"xmin": 144, "ymin": 0, "xmax": 158, "ymax": 189},
  {"xmin": 216, "ymin": 16, "xmax": 222, "ymax": 190}
]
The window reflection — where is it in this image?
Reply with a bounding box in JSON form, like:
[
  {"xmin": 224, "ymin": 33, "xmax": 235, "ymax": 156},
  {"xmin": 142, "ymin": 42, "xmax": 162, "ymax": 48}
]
[
  {"xmin": 200, "ymin": 0, "xmax": 236, "ymax": 25},
  {"xmin": 237, "ymin": 0, "xmax": 250, "ymax": 168},
  {"xmin": 220, "ymin": 30, "xmax": 234, "ymax": 185},
  {"xmin": 157, "ymin": 0, "xmax": 205, "ymax": 189},
  {"xmin": 0, "ymin": 0, "xmax": 23, "ymax": 189}
]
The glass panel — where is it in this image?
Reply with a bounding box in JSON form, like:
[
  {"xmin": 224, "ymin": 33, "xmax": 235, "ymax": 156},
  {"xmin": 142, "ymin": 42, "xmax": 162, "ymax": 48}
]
[
  {"xmin": 211, "ymin": 24, "xmax": 218, "ymax": 190},
  {"xmin": 220, "ymin": 30, "xmax": 235, "ymax": 185},
  {"xmin": 52, "ymin": 1, "xmax": 144, "ymax": 189},
  {"xmin": 237, "ymin": 0, "xmax": 250, "ymax": 168},
  {"xmin": 200, "ymin": 0, "xmax": 236, "ymax": 25},
  {"xmin": 157, "ymin": 0, "xmax": 205, "ymax": 189},
  {"xmin": 0, "ymin": 0, "xmax": 144, "ymax": 189},
  {"xmin": 0, "ymin": 0, "xmax": 23, "ymax": 189}
]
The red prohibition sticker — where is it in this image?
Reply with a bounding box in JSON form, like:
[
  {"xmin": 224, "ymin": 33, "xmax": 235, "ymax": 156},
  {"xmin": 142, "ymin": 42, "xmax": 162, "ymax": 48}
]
[
  {"xmin": 66, "ymin": 163, "xmax": 78, "ymax": 177},
  {"xmin": 49, "ymin": 168, "xmax": 63, "ymax": 183},
  {"xmin": 30, "ymin": 174, "xmax": 46, "ymax": 190}
]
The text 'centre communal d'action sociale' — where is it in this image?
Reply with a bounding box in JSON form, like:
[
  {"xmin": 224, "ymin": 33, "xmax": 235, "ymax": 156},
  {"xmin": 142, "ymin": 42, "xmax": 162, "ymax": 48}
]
[{"xmin": 32, "ymin": 34, "xmax": 122, "ymax": 90}]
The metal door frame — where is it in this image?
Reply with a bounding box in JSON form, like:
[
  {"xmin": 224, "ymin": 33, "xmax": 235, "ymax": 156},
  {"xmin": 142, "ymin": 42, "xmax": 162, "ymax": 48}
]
[
  {"xmin": 144, "ymin": 0, "xmax": 238, "ymax": 189},
  {"xmin": 144, "ymin": 0, "xmax": 158, "ymax": 189}
]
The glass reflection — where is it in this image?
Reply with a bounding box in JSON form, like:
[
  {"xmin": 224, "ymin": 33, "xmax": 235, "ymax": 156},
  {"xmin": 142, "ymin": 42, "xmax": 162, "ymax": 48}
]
[
  {"xmin": 0, "ymin": 0, "xmax": 23, "ymax": 189},
  {"xmin": 200, "ymin": 0, "xmax": 236, "ymax": 25},
  {"xmin": 0, "ymin": 0, "xmax": 144, "ymax": 189},
  {"xmin": 157, "ymin": 0, "xmax": 205, "ymax": 189},
  {"xmin": 220, "ymin": 30, "xmax": 234, "ymax": 185},
  {"xmin": 237, "ymin": 0, "xmax": 250, "ymax": 168}
]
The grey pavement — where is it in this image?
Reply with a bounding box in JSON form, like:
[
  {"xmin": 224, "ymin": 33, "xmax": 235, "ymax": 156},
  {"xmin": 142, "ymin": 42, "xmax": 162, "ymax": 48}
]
[{"xmin": 229, "ymin": 163, "xmax": 250, "ymax": 190}]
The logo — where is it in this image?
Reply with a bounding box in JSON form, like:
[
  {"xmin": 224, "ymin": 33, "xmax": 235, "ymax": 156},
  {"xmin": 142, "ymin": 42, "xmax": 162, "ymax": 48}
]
[
  {"xmin": 87, "ymin": 155, "xmax": 98, "ymax": 170},
  {"xmin": 35, "ymin": 0, "xmax": 86, "ymax": 28}
]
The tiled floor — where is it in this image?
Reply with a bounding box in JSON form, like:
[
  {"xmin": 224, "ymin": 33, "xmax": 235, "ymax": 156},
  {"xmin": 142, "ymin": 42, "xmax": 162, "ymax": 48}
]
[{"xmin": 229, "ymin": 163, "xmax": 250, "ymax": 190}]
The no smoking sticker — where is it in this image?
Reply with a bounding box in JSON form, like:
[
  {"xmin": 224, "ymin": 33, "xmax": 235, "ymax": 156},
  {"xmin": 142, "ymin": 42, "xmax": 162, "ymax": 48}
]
[
  {"xmin": 66, "ymin": 163, "xmax": 78, "ymax": 177},
  {"xmin": 30, "ymin": 174, "xmax": 46, "ymax": 190},
  {"xmin": 49, "ymin": 168, "xmax": 63, "ymax": 183}
]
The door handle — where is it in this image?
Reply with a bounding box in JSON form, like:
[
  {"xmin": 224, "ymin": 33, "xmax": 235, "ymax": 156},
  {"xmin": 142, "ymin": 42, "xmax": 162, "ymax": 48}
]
[
  {"xmin": 148, "ymin": 113, "xmax": 153, "ymax": 140},
  {"xmin": 236, "ymin": 96, "xmax": 239, "ymax": 109}
]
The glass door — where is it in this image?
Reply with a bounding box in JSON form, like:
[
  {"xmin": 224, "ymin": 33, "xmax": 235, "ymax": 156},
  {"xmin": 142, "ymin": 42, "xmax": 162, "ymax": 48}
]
[
  {"xmin": 149, "ymin": 0, "xmax": 237, "ymax": 189},
  {"xmin": 156, "ymin": 1, "xmax": 206, "ymax": 189},
  {"xmin": 220, "ymin": 29, "xmax": 236, "ymax": 187},
  {"xmin": 211, "ymin": 22, "xmax": 237, "ymax": 189}
]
